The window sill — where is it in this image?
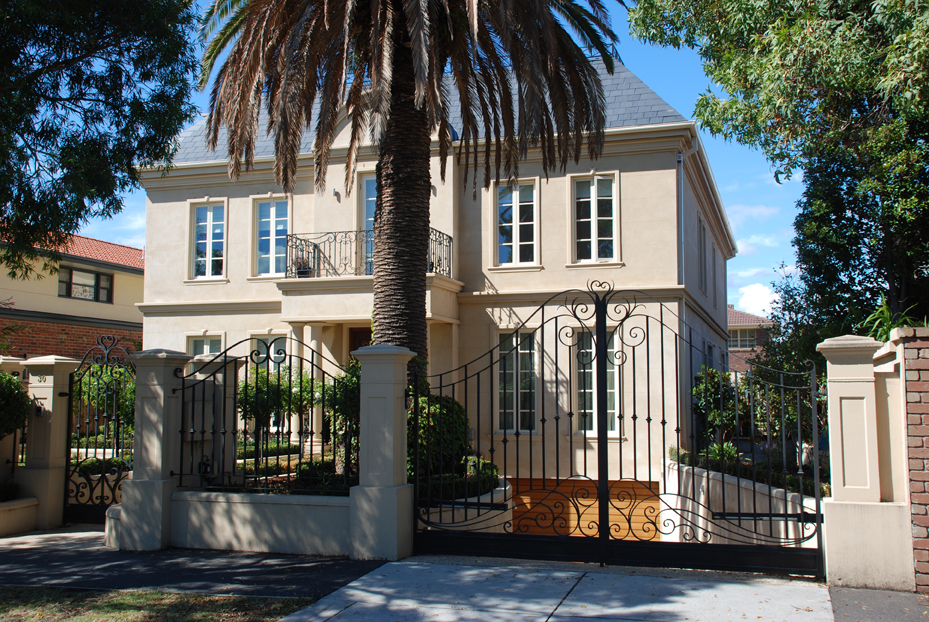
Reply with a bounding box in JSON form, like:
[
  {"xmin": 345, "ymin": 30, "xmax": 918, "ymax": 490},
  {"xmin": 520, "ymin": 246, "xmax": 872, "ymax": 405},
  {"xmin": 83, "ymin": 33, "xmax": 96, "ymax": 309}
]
[
  {"xmin": 486, "ymin": 264, "xmax": 544, "ymax": 273},
  {"xmin": 245, "ymin": 274, "xmax": 286, "ymax": 282},
  {"xmin": 184, "ymin": 278, "xmax": 229, "ymax": 285},
  {"xmin": 565, "ymin": 261, "xmax": 625, "ymax": 269}
]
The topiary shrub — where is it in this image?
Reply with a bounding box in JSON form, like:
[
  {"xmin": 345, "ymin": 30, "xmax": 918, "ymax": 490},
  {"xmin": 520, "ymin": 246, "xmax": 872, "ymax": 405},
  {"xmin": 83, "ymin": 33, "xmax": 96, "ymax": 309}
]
[
  {"xmin": 408, "ymin": 393, "xmax": 469, "ymax": 478},
  {"xmin": 0, "ymin": 372, "xmax": 30, "ymax": 440}
]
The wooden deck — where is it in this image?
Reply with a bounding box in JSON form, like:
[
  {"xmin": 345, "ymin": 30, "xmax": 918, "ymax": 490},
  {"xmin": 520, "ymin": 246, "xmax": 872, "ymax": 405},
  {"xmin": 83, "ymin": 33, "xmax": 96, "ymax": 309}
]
[{"xmin": 508, "ymin": 478, "xmax": 662, "ymax": 540}]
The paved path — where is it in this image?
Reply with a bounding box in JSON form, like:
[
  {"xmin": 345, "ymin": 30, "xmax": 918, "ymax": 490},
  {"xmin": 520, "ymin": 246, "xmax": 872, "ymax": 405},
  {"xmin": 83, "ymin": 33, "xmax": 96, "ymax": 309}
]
[
  {"xmin": 282, "ymin": 557, "xmax": 834, "ymax": 621},
  {"xmin": 3, "ymin": 526, "xmax": 929, "ymax": 620},
  {"xmin": 0, "ymin": 525, "xmax": 383, "ymax": 600}
]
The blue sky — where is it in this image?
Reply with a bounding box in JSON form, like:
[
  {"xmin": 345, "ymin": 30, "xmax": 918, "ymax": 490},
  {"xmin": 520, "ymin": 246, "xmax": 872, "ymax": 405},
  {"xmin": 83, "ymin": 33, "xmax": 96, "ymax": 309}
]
[{"xmin": 79, "ymin": 7, "xmax": 802, "ymax": 317}]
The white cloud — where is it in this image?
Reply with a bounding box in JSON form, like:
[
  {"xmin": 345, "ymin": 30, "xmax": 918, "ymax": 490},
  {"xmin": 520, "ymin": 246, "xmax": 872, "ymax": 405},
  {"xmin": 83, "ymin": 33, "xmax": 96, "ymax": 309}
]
[
  {"xmin": 737, "ymin": 283, "xmax": 778, "ymax": 317},
  {"xmin": 725, "ymin": 204, "xmax": 780, "ymax": 230},
  {"xmin": 736, "ymin": 234, "xmax": 779, "ymax": 255},
  {"xmin": 734, "ymin": 268, "xmax": 766, "ymax": 279}
]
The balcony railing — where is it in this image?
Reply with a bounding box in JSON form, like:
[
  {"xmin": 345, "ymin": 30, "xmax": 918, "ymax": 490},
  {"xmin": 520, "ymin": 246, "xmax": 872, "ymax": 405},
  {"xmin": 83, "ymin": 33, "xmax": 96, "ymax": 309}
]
[{"xmin": 286, "ymin": 228, "xmax": 452, "ymax": 279}]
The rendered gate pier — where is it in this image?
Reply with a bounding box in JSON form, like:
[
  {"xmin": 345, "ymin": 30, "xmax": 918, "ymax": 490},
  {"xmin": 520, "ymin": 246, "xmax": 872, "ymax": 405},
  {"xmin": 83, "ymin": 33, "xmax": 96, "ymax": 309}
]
[
  {"xmin": 66, "ymin": 336, "xmax": 136, "ymax": 523},
  {"xmin": 410, "ymin": 284, "xmax": 825, "ymax": 576}
]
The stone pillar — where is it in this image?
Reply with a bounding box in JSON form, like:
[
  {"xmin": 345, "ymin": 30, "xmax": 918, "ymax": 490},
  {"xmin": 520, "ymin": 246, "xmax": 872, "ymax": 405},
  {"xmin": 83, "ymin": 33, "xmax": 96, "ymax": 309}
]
[
  {"xmin": 117, "ymin": 349, "xmax": 191, "ymax": 550},
  {"xmin": 817, "ymin": 335, "xmax": 915, "ymax": 590},
  {"xmin": 17, "ymin": 356, "xmax": 79, "ymax": 529},
  {"xmin": 0, "ymin": 357, "xmax": 24, "ymax": 482},
  {"xmin": 349, "ymin": 344, "xmax": 415, "ymax": 560}
]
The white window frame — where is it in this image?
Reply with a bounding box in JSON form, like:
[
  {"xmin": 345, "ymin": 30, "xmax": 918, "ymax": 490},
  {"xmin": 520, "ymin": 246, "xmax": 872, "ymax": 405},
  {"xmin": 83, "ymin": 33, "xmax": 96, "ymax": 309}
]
[
  {"xmin": 359, "ymin": 173, "xmax": 377, "ymax": 276},
  {"xmin": 574, "ymin": 329, "xmax": 622, "ymax": 435},
  {"xmin": 189, "ymin": 199, "xmax": 228, "ymax": 280},
  {"xmin": 569, "ymin": 172, "xmax": 620, "ymax": 265},
  {"xmin": 728, "ymin": 329, "xmax": 757, "ymax": 349},
  {"xmin": 712, "ymin": 244, "xmax": 718, "ymax": 308},
  {"xmin": 186, "ymin": 334, "xmax": 225, "ymax": 357},
  {"xmin": 496, "ymin": 330, "xmax": 538, "ymax": 433},
  {"xmin": 251, "ymin": 195, "xmax": 291, "ymax": 277},
  {"xmin": 493, "ymin": 179, "xmax": 540, "ymax": 268}
]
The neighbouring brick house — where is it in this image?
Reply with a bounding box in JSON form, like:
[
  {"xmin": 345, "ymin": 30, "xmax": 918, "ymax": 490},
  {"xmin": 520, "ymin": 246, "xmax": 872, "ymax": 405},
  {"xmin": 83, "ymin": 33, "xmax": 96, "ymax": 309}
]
[
  {"xmin": 0, "ymin": 235, "xmax": 144, "ymax": 360},
  {"xmin": 727, "ymin": 304, "xmax": 773, "ymax": 372}
]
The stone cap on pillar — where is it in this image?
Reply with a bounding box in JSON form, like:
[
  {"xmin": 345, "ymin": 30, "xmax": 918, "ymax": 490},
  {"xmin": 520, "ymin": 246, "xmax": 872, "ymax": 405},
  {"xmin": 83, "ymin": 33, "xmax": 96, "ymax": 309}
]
[
  {"xmin": 816, "ymin": 335, "xmax": 883, "ymax": 359},
  {"xmin": 889, "ymin": 326, "xmax": 929, "ymax": 343},
  {"xmin": 20, "ymin": 355, "xmax": 81, "ymax": 375},
  {"xmin": 130, "ymin": 349, "xmax": 192, "ymax": 361},
  {"xmin": 352, "ymin": 344, "xmax": 416, "ymax": 385},
  {"xmin": 351, "ymin": 344, "xmax": 416, "ymax": 361}
]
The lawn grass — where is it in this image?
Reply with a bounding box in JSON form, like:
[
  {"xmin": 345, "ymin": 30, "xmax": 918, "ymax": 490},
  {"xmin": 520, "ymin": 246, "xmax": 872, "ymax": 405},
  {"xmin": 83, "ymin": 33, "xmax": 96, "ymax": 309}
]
[{"xmin": 0, "ymin": 585, "xmax": 313, "ymax": 622}]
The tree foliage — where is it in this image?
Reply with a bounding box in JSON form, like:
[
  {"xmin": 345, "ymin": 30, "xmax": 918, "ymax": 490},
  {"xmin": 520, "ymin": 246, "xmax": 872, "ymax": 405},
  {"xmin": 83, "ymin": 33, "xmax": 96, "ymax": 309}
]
[
  {"xmin": 630, "ymin": 0, "xmax": 929, "ymax": 320},
  {"xmin": 0, "ymin": 372, "xmax": 30, "ymax": 440},
  {"xmin": 0, "ymin": 0, "xmax": 199, "ymax": 277}
]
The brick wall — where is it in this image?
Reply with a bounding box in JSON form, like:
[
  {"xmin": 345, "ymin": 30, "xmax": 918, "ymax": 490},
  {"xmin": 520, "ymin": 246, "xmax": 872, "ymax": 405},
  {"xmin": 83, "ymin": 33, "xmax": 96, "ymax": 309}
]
[
  {"xmin": 0, "ymin": 317, "xmax": 141, "ymax": 361},
  {"xmin": 904, "ymin": 328, "xmax": 929, "ymax": 592}
]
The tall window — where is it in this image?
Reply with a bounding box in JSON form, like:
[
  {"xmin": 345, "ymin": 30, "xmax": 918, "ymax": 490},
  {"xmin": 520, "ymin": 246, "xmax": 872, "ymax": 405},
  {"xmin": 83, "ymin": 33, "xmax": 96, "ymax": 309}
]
[
  {"xmin": 58, "ymin": 267, "xmax": 112, "ymax": 303},
  {"xmin": 252, "ymin": 336, "xmax": 287, "ymax": 371},
  {"xmin": 498, "ymin": 332, "xmax": 536, "ymax": 432},
  {"xmin": 497, "ymin": 183, "xmax": 536, "ymax": 265},
  {"xmin": 189, "ymin": 337, "xmax": 222, "ymax": 356},
  {"xmin": 256, "ymin": 199, "xmax": 288, "ymax": 275},
  {"xmin": 728, "ymin": 329, "xmax": 756, "ymax": 349},
  {"xmin": 576, "ymin": 331, "xmax": 619, "ymax": 433},
  {"xmin": 194, "ymin": 204, "xmax": 225, "ymax": 278},
  {"xmin": 362, "ymin": 176, "xmax": 376, "ymax": 275},
  {"xmin": 575, "ymin": 176, "xmax": 615, "ymax": 262},
  {"xmin": 712, "ymin": 246, "xmax": 718, "ymax": 307},
  {"xmin": 698, "ymin": 219, "xmax": 708, "ymax": 292}
]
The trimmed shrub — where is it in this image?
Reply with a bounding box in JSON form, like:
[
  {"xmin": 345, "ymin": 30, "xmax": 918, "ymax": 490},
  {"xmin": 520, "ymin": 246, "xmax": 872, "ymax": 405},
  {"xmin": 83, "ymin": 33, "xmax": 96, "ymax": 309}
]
[{"xmin": 0, "ymin": 372, "xmax": 30, "ymax": 440}]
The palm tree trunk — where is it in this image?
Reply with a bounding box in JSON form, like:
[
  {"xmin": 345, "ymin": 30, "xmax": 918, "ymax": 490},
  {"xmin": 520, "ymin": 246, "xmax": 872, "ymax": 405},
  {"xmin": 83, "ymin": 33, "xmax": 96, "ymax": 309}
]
[{"xmin": 372, "ymin": 25, "xmax": 431, "ymax": 364}]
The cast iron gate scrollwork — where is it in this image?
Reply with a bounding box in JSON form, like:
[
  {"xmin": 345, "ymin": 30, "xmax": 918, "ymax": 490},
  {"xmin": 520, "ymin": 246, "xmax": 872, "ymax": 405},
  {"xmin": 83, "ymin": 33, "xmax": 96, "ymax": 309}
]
[
  {"xmin": 412, "ymin": 282, "xmax": 824, "ymax": 577},
  {"xmin": 66, "ymin": 335, "xmax": 136, "ymax": 523}
]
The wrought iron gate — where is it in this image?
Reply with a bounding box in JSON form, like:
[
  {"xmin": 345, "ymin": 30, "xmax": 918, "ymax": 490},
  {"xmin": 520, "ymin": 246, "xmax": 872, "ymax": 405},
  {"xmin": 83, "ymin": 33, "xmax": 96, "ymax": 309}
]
[
  {"xmin": 66, "ymin": 336, "xmax": 135, "ymax": 523},
  {"xmin": 411, "ymin": 284, "xmax": 824, "ymax": 576}
]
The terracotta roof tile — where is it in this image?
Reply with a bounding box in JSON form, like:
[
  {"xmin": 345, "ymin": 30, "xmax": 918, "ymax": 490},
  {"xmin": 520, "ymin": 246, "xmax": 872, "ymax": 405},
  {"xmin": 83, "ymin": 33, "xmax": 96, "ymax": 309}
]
[
  {"xmin": 727, "ymin": 305, "xmax": 773, "ymax": 328},
  {"xmin": 60, "ymin": 235, "xmax": 144, "ymax": 271}
]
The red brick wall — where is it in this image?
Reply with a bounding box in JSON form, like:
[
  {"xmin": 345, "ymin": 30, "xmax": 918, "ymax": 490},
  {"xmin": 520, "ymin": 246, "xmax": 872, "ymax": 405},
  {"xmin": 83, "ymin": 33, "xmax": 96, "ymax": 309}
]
[
  {"xmin": 0, "ymin": 317, "xmax": 141, "ymax": 361},
  {"xmin": 905, "ymin": 330, "xmax": 929, "ymax": 592}
]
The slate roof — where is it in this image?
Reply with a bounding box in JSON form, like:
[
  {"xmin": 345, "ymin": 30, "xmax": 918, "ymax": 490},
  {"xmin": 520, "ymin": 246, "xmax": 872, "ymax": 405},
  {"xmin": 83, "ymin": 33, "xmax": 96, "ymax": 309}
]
[
  {"xmin": 173, "ymin": 59, "xmax": 686, "ymax": 165},
  {"xmin": 727, "ymin": 305, "xmax": 773, "ymax": 328},
  {"xmin": 60, "ymin": 235, "xmax": 145, "ymax": 271}
]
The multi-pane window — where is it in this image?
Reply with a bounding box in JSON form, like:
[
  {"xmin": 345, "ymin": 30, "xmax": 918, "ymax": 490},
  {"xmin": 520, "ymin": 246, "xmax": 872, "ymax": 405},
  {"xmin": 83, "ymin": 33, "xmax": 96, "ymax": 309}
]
[
  {"xmin": 362, "ymin": 176, "xmax": 376, "ymax": 275},
  {"xmin": 728, "ymin": 329, "xmax": 756, "ymax": 349},
  {"xmin": 194, "ymin": 204, "xmax": 225, "ymax": 278},
  {"xmin": 497, "ymin": 183, "xmax": 536, "ymax": 265},
  {"xmin": 58, "ymin": 268, "xmax": 112, "ymax": 303},
  {"xmin": 498, "ymin": 332, "xmax": 536, "ymax": 432},
  {"xmin": 698, "ymin": 219, "xmax": 708, "ymax": 292},
  {"xmin": 575, "ymin": 176, "xmax": 615, "ymax": 261},
  {"xmin": 189, "ymin": 337, "xmax": 222, "ymax": 356},
  {"xmin": 256, "ymin": 199, "xmax": 288, "ymax": 275},
  {"xmin": 576, "ymin": 331, "xmax": 619, "ymax": 433}
]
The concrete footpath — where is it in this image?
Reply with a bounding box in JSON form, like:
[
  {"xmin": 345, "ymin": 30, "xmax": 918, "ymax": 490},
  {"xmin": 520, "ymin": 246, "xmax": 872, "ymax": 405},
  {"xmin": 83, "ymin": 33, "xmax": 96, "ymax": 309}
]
[{"xmin": 2, "ymin": 526, "xmax": 929, "ymax": 621}]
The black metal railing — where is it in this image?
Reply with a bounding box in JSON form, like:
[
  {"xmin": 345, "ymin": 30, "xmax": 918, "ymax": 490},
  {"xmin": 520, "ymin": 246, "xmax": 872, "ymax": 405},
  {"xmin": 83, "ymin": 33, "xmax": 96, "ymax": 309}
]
[
  {"xmin": 175, "ymin": 337, "xmax": 359, "ymax": 495},
  {"xmin": 286, "ymin": 228, "xmax": 452, "ymax": 279}
]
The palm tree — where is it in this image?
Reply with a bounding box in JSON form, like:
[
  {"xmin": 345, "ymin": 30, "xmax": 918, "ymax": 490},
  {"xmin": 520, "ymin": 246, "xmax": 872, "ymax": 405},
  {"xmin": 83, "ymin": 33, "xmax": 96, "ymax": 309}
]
[{"xmin": 200, "ymin": 0, "xmax": 618, "ymax": 362}]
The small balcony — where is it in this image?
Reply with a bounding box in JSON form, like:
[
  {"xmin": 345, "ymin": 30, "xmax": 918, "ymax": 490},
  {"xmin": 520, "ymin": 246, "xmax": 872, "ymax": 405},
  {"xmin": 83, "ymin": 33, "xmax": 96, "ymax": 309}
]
[{"xmin": 286, "ymin": 229, "xmax": 452, "ymax": 279}]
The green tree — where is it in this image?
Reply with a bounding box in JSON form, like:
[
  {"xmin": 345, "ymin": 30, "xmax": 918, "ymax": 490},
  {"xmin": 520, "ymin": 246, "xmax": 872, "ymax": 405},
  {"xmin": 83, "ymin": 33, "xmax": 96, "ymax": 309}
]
[
  {"xmin": 0, "ymin": 0, "xmax": 199, "ymax": 277},
  {"xmin": 199, "ymin": 0, "xmax": 619, "ymax": 364},
  {"xmin": 0, "ymin": 372, "xmax": 30, "ymax": 440},
  {"xmin": 629, "ymin": 0, "xmax": 929, "ymax": 319}
]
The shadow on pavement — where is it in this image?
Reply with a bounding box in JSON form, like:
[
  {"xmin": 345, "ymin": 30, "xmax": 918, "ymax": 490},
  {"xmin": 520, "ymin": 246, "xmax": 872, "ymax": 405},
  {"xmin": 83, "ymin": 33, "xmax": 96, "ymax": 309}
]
[{"xmin": 0, "ymin": 525, "xmax": 384, "ymax": 600}]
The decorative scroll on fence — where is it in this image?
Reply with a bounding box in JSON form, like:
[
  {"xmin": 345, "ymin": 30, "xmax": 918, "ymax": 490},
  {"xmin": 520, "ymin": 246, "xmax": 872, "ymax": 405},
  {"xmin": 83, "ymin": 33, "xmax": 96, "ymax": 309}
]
[
  {"xmin": 174, "ymin": 337, "xmax": 359, "ymax": 495},
  {"xmin": 411, "ymin": 282, "xmax": 825, "ymax": 576},
  {"xmin": 66, "ymin": 336, "xmax": 135, "ymax": 523}
]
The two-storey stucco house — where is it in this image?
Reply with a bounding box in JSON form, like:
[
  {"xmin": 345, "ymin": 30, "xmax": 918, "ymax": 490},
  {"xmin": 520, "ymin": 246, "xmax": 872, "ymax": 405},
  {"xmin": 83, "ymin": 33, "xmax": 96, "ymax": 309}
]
[
  {"xmin": 0, "ymin": 235, "xmax": 144, "ymax": 360},
  {"xmin": 139, "ymin": 60, "xmax": 736, "ymax": 502}
]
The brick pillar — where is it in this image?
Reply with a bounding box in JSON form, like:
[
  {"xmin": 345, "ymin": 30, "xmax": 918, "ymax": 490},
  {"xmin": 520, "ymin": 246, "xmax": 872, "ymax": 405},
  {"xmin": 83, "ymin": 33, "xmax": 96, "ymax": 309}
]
[{"xmin": 899, "ymin": 328, "xmax": 929, "ymax": 592}]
